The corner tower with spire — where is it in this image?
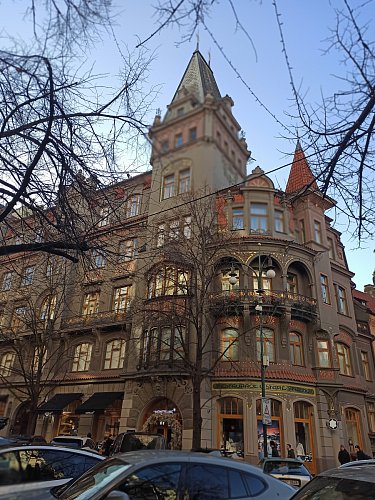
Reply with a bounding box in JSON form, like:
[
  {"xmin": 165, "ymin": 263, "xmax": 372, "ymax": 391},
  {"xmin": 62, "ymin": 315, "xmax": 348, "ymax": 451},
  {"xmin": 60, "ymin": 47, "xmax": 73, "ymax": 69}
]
[{"xmin": 148, "ymin": 49, "xmax": 250, "ymax": 217}]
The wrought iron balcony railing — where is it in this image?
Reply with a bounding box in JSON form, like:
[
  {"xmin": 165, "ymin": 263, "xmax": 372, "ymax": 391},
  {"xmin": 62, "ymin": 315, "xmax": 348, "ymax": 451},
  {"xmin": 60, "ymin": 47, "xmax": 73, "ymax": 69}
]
[
  {"xmin": 61, "ymin": 309, "xmax": 129, "ymax": 330},
  {"xmin": 208, "ymin": 289, "xmax": 317, "ymax": 320}
]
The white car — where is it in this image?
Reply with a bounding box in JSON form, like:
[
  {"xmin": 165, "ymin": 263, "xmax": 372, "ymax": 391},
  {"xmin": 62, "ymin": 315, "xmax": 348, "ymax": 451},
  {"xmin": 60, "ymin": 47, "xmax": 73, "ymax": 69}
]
[
  {"xmin": 0, "ymin": 444, "xmax": 104, "ymax": 499},
  {"xmin": 56, "ymin": 450, "xmax": 295, "ymax": 499},
  {"xmin": 50, "ymin": 435, "xmax": 96, "ymax": 451},
  {"xmin": 261, "ymin": 457, "xmax": 312, "ymax": 489}
]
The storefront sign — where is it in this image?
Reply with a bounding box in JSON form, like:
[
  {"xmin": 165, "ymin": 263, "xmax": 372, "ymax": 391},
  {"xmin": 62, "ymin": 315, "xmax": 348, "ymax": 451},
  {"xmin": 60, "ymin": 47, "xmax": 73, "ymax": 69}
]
[{"xmin": 212, "ymin": 381, "xmax": 316, "ymax": 396}]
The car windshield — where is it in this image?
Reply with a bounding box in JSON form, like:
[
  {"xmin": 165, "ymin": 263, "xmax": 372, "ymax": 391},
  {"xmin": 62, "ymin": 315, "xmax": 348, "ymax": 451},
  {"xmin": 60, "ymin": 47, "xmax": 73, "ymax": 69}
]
[
  {"xmin": 264, "ymin": 460, "xmax": 310, "ymax": 476},
  {"xmin": 292, "ymin": 476, "xmax": 375, "ymax": 499},
  {"xmin": 59, "ymin": 458, "xmax": 130, "ymax": 499}
]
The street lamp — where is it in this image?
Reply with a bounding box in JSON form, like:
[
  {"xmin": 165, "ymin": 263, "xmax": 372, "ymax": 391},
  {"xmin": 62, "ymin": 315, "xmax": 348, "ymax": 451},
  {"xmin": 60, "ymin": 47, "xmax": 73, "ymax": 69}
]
[{"xmin": 228, "ymin": 244, "xmax": 276, "ymax": 458}]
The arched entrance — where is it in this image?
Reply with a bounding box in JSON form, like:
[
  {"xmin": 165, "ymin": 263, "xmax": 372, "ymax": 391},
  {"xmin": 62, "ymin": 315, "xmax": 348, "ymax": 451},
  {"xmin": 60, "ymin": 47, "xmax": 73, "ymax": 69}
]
[
  {"xmin": 11, "ymin": 401, "xmax": 31, "ymax": 436},
  {"xmin": 294, "ymin": 401, "xmax": 316, "ymax": 475},
  {"xmin": 141, "ymin": 398, "xmax": 182, "ymax": 450}
]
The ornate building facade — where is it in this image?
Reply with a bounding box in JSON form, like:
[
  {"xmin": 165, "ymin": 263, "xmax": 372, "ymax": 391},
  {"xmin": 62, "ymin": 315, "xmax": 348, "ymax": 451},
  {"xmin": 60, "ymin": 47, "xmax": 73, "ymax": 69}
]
[{"xmin": 0, "ymin": 50, "xmax": 374, "ymax": 473}]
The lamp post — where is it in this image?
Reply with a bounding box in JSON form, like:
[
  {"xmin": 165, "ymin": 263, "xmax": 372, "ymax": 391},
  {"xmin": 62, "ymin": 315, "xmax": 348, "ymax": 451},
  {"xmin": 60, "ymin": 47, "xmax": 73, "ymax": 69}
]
[{"xmin": 229, "ymin": 244, "xmax": 276, "ymax": 458}]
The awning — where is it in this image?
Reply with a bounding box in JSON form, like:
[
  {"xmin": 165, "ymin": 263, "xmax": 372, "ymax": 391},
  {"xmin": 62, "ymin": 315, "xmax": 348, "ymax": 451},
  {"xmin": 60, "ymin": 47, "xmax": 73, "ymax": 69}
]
[
  {"xmin": 75, "ymin": 392, "xmax": 124, "ymax": 414},
  {"xmin": 37, "ymin": 393, "xmax": 82, "ymax": 413}
]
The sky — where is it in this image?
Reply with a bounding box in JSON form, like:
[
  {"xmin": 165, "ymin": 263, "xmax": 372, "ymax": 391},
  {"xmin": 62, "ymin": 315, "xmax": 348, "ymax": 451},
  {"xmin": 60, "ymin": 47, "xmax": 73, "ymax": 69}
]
[{"xmin": 1, "ymin": 0, "xmax": 374, "ymax": 289}]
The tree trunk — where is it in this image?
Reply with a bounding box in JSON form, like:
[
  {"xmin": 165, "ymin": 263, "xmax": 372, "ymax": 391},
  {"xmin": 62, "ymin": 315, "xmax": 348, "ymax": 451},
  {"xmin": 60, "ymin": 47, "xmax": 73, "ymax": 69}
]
[
  {"xmin": 191, "ymin": 376, "xmax": 202, "ymax": 450},
  {"xmin": 26, "ymin": 408, "xmax": 38, "ymax": 436}
]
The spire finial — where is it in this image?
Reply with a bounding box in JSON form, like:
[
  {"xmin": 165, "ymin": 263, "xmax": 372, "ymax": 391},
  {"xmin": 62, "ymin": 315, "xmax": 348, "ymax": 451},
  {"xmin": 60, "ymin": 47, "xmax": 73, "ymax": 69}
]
[
  {"xmin": 196, "ymin": 31, "xmax": 200, "ymax": 51},
  {"xmin": 208, "ymin": 48, "xmax": 211, "ymax": 67}
]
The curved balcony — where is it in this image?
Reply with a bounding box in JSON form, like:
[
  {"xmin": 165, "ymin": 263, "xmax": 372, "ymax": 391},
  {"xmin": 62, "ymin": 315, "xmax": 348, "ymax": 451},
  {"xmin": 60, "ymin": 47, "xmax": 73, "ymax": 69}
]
[
  {"xmin": 208, "ymin": 289, "xmax": 317, "ymax": 322},
  {"xmin": 61, "ymin": 309, "xmax": 130, "ymax": 332}
]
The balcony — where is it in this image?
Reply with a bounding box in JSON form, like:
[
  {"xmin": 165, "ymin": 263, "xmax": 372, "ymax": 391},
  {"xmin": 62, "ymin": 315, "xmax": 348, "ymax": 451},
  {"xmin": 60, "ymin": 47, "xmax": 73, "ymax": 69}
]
[
  {"xmin": 208, "ymin": 289, "xmax": 317, "ymax": 322},
  {"xmin": 61, "ymin": 310, "xmax": 130, "ymax": 331}
]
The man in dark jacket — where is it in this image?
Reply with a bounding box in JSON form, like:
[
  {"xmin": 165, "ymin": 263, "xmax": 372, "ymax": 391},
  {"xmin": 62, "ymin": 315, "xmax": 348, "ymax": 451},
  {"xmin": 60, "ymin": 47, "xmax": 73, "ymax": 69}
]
[
  {"xmin": 338, "ymin": 445, "xmax": 351, "ymax": 465},
  {"xmin": 270, "ymin": 440, "xmax": 279, "ymax": 457},
  {"xmin": 355, "ymin": 445, "xmax": 371, "ymax": 460}
]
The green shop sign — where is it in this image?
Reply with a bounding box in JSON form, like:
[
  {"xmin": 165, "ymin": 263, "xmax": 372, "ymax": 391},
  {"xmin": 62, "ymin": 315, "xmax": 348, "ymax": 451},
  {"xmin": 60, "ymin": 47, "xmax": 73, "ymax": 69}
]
[{"xmin": 212, "ymin": 381, "xmax": 316, "ymax": 396}]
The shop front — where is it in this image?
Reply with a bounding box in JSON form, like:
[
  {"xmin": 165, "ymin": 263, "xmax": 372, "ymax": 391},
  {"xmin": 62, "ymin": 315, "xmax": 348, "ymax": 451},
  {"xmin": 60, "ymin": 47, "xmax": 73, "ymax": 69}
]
[
  {"xmin": 212, "ymin": 380, "xmax": 317, "ymax": 472},
  {"xmin": 36, "ymin": 392, "xmax": 82, "ymax": 439}
]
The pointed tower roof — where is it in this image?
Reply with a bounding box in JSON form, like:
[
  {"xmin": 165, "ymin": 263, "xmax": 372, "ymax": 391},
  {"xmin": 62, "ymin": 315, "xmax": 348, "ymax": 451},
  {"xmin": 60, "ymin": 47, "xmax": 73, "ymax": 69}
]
[
  {"xmin": 286, "ymin": 141, "xmax": 318, "ymax": 194},
  {"xmin": 170, "ymin": 50, "xmax": 221, "ymax": 106}
]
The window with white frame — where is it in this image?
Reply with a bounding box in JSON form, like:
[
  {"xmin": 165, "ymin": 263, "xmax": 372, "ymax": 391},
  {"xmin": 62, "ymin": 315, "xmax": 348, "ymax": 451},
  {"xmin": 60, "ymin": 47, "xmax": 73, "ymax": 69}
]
[
  {"xmin": 92, "ymin": 249, "xmax": 106, "ymax": 269},
  {"xmin": 11, "ymin": 306, "xmax": 28, "ymax": 331},
  {"xmin": 313, "ymin": 220, "xmax": 322, "ymax": 244},
  {"xmin": 179, "ymin": 169, "xmax": 190, "ymax": 193},
  {"xmin": 336, "ymin": 285, "xmax": 348, "ymax": 315},
  {"xmin": 183, "ymin": 216, "xmax": 191, "ymax": 239},
  {"xmin": 72, "ymin": 343, "xmax": 92, "ymax": 372},
  {"xmin": 0, "ymin": 352, "xmax": 16, "ymax": 377},
  {"xmin": 162, "ymin": 174, "xmax": 175, "ymax": 200},
  {"xmin": 119, "ymin": 239, "xmax": 138, "ymax": 262},
  {"xmin": 250, "ymin": 203, "xmax": 268, "ymax": 233},
  {"xmin": 320, "ymin": 274, "xmax": 331, "ymax": 304},
  {"xmin": 317, "ymin": 339, "xmax": 331, "ymax": 367},
  {"xmin": 0, "ymin": 352, "xmax": 15, "ymax": 376},
  {"xmin": 336, "ymin": 343, "xmax": 352, "ymax": 376},
  {"xmin": 126, "ymin": 194, "xmax": 141, "ymax": 218},
  {"xmin": 1, "ymin": 272, "xmax": 13, "ymax": 291},
  {"xmin": 221, "ymin": 329, "xmax": 239, "ymax": 361},
  {"xmin": 232, "ymin": 208, "xmax": 244, "ymax": 230},
  {"xmin": 82, "ymin": 292, "xmax": 100, "ymax": 316},
  {"xmin": 274, "ymin": 210, "xmax": 284, "ymax": 233},
  {"xmin": 98, "ymin": 206, "xmax": 110, "ymax": 227},
  {"xmin": 148, "ymin": 267, "xmax": 189, "ymax": 298},
  {"xmin": 104, "ymin": 339, "xmax": 125, "ymax": 369},
  {"xmin": 32, "ymin": 346, "xmax": 47, "ymax": 373},
  {"xmin": 40, "ymin": 295, "xmax": 57, "ymax": 321},
  {"xmin": 21, "ymin": 266, "xmax": 34, "ymax": 286},
  {"xmin": 112, "ymin": 286, "xmax": 130, "ymax": 313}
]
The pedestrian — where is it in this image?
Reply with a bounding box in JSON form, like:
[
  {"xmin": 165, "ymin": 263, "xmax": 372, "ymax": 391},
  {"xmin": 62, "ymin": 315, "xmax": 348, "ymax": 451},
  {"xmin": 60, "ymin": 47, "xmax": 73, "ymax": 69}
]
[
  {"xmin": 103, "ymin": 434, "xmax": 114, "ymax": 456},
  {"xmin": 354, "ymin": 445, "xmax": 371, "ymax": 461},
  {"xmin": 287, "ymin": 443, "xmax": 296, "ymax": 458},
  {"xmin": 87, "ymin": 432, "xmax": 92, "ymax": 438},
  {"xmin": 338, "ymin": 445, "xmax": 351, "ymax": 465},
  {"xmin": 296, "ymin": 441, "xmax": 305, "ymax": 458},
  {"xmin": 270, "ymin": 440, "xmax": 279, "ymax": 457}
]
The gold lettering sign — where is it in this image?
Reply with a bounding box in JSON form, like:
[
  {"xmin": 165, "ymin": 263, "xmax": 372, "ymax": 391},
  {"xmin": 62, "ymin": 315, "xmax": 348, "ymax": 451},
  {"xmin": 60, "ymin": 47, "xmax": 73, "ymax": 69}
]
[{"xmin": 212, "ymin": 381, "xmax": 316, "ymax": 396}]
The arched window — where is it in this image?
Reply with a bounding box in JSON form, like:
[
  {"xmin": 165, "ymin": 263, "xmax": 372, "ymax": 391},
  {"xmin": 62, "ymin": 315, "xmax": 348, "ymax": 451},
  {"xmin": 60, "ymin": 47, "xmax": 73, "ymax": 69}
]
[
  {"xmin": 40, "ymin": 295, "xmax": 57, "ymax": 321},
  {"xmin": 148, "ymin": 267, "xmax": 189, "ymax": 298},
  {"xmin": 220, "ymin": 329, "xmax": 239, "ymax": 361},
  {"xmin": 256, "ymin": 328, "xmax": 275, "ymax": 363},
  {"xmin": 290, "ymin": 332, "xmax": 304, "ymax": 366},
  {"xmin": 336, "ymin": 343, "xmax": 352, "ymax": 376},
  {"xmin": 104, "ymin": 339, "xmax": 125, "ymax": 369},
  {"xmin": 0, "ymin": 352, "xmax": 15, "ymax": 376},
  {"xmin": 72, "ymin": 343, "xmax": 92, "ymax": 372}
]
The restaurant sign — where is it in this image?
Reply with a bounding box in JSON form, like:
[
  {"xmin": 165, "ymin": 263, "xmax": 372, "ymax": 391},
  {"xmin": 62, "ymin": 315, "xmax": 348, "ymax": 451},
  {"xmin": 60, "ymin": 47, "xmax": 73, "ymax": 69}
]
[{"xmin": 212, "ymin": 381, "xmax": 316, "ymax": 396}]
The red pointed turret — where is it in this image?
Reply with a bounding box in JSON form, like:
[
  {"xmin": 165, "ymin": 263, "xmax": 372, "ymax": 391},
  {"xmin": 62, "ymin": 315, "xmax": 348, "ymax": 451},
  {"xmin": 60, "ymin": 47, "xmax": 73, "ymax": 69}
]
[{"xmin": 286, "ymin": 141, "xmax": 318, "ymax": 194}]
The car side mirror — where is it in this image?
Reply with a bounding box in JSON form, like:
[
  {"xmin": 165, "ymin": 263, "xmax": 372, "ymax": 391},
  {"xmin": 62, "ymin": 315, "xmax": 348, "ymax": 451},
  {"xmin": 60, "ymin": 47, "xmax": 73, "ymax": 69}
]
[{"xmin": 106, "ymin": 491, "xmax": 130, "ymax": 500}]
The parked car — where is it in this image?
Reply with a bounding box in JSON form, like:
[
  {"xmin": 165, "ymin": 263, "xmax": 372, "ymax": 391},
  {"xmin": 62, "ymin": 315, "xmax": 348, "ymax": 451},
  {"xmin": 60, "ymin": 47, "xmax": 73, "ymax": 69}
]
[
  {"xmin": 56, "ymin": 450, "xmax": 295, "ymax": 499},
  {"xmin": 291, "ymin": 463, "xmax": 375, "ymax": 499},
  {"xmin": 50, "ymin": 435, "xmax": 96, "ymax": 450},
  {"xmin": 110, "ymin": 432, "xmax": 166, "ymax": 455},
  {"xmin": 260, "ymin": 457, "xmax": 312, "ymax": 489},
  {"xmin": 0, "ymin": 444, "xmax": 104, "ymax": 499},
  {"xmin": 339, "ymin": 458, "xmax": 375, "ymax": 468}
]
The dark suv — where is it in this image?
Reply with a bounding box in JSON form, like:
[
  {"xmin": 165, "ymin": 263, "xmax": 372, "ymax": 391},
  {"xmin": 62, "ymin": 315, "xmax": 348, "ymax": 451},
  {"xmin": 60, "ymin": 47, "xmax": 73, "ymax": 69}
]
[{"xmin": 110, "ymin": 432, "xmax": 166, "ymax": 455}]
